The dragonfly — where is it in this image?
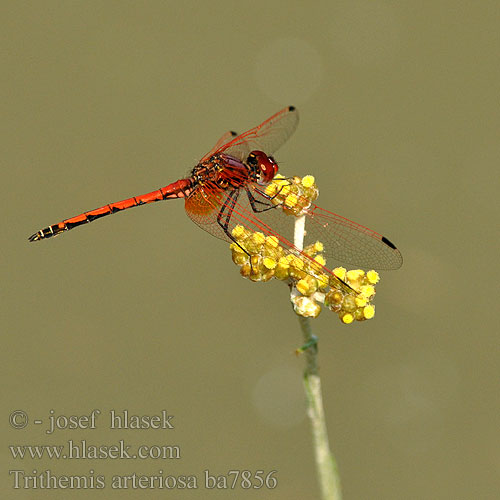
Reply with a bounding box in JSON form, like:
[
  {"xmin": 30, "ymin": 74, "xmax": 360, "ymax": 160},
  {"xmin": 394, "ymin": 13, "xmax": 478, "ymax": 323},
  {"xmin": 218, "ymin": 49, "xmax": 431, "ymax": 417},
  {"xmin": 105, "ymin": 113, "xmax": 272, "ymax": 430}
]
[{"xmin": 28, "ymin": 106, "xmax": 402, "ymax": 276}]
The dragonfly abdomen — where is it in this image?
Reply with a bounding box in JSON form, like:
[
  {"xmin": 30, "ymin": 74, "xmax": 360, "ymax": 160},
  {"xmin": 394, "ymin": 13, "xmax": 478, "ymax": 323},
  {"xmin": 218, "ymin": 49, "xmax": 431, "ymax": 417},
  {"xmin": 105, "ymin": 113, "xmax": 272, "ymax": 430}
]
[{"xmin": 28, "ymin": 178, "xmax": 193, "ymax": 241}]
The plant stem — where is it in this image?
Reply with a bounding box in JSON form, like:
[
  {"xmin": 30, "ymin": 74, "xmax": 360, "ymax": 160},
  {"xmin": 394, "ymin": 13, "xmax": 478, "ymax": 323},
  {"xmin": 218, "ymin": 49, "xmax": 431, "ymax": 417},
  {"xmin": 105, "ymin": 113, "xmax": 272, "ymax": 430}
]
[
  {"xmin": 292, "ymin": 214, "xmax": 341, "ymax": 500},
  {"xmin": 299, "ymin": 316, "xmax": 342, "ymax": 500}
]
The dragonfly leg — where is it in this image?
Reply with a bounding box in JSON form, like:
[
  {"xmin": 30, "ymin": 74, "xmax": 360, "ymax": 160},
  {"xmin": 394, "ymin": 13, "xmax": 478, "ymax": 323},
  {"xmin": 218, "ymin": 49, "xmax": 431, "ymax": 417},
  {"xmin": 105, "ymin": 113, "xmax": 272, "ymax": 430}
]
[
  {"xmin": 216, "ymin": 190, "xmax": 250, "ymax": 255},
  {"xmin": 216, "ymin": 190, "xmax": 262, "ymax": 274},
  {"xmin": 267, "ymin": 178, "xmax": 294, "ymax": 201},
  {"xmin": 217, "ymin": 189, "xmax": 239, "ymax": 233},
  {"xmin": 246, "ymin": 188, "xmax": 280, "ymax": 213},
  {"xmin": 249, "ymin": 178, "xmax": 295, "ymax": 211}
]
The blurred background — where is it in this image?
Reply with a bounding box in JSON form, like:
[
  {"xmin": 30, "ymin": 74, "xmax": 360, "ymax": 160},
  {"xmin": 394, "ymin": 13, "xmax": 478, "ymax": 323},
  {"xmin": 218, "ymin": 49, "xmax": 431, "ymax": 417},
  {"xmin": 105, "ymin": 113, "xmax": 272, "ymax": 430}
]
[{"xmin": 2, "ymin": 1, "xmax": 499, "ymax": 498}]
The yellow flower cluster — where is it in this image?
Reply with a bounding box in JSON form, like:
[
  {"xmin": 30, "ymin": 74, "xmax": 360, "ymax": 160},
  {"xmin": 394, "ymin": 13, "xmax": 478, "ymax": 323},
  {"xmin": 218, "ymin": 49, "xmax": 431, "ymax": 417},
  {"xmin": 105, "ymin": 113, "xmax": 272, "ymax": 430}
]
[
  {"xmin": 264, "ymin": 174, "xmax": 319, "ymax": 216},
  {"xmin": 324, "ymin": 268, "xmax": 380, "ymax": 323},
  {"xmin": 229, "ymin": 174, "xmax": 381, "ymax": 324},
  {"xmin": 289, "ymin": 266, "xmax": 379, "ymax": 323},
  {"xmin": 230, "ymin": 225, "xmax": 328, "ymax": 284},
  {"xmin": 229, "ymin": 225, "xmax": 380, "ymax": 324}
]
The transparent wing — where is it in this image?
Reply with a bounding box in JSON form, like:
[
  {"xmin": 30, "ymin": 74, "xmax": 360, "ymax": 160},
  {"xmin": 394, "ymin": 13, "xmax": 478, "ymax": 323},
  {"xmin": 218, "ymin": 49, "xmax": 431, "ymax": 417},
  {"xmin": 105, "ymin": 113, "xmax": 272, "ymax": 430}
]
[
  {"xmin": 184, "ymin": 183, "xmax": 293, "ymax": 245},
  {"xmin": 200, "ymin": 130, "xmax": 238, "ymax": 162},
  {"xmin": 184, "ymin": 183, "xmax": 355, "ymax": 291},
  {"xmin": 185, "ymin": 181, "xmax": 402, "ymax": 271},
  {"xmin": 302, "ymin": 204, "xmax": 403, "ymax": 270},
  {"xmin": 217, "ymin": 106, "xmax": 299, "ymax": 161},
  {"xmin": 184, "ymin": 184, "xmax": 233, "ymax": 242}
]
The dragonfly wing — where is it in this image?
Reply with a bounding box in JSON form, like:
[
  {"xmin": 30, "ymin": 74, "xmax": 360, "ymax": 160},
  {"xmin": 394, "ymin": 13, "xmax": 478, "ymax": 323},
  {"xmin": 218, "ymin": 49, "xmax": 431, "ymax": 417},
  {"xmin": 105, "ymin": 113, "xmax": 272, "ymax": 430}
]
[
  {"xmin": 184, "ymin": 183, "xmax": 296, "ymax": 247},
  {"xmin": 221, "ymin": 184, "xmax": 403, "ymax": 271},
  {"xmin": 199, "ymin": 184, "xmax": 354, "ymax": 290},
  {"xmin": 218, "ymin": 106, "xmax": 299, "ymax": 161},
  {"xmin": 185, "ymin": 180, "xmax": 402, "ymax": 271},
  {"xmin": 303, "ymin": 204, "xmax": 403, "ymax": 270},
  {"xmin": 200, "ymin": 130, "xmax": 238, "ymax": 162},
  {"xmin": 184, "ymin": 185, "xmax": 238, "ymax": 243},
  {"xmin": 184, "ymin": 183, "xmax": 368, "ymax": 291}
]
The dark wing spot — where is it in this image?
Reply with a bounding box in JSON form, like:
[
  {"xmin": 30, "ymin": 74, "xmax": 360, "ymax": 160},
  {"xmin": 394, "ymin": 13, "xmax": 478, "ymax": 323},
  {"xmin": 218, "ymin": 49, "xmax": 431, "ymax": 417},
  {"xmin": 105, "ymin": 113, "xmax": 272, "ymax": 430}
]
[
  {"xmin": 382, "ymin": 236, "xmax": 397, "ymax": 250},
  {"xmin": 288, "ymin": 105, "xmax": 296, "ymax": 111},
  {"xmin": 230, "ymin": 131, "xmax": 238, "ymax": 136}
]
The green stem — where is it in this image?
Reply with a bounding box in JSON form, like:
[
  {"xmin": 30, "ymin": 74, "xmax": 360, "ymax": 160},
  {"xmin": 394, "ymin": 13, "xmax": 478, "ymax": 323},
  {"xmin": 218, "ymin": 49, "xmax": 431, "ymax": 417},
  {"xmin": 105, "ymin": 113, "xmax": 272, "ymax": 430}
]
[
  {"xmin": 291, "ymin": 213, "xmax": 341, "ymax": 499},
  {"xmin": 298, "ymin": 316, "xmax": 342, "ymax": 500}
]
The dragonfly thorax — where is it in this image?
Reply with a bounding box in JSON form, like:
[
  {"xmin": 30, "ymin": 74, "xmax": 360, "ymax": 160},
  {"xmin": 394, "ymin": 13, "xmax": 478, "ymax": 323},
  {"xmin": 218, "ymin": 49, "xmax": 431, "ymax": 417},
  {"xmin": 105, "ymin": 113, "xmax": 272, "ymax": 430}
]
[
  {"xmin": 247, "ymin": 150, "xmax": 278, "ymax": 185},
  {"xmin": 191, "ymin": 155, "xmax": 225, "ymax": 182},
  {"xmin": 191, "ymin": 154, "xmax": 251, "ymax": 191}
]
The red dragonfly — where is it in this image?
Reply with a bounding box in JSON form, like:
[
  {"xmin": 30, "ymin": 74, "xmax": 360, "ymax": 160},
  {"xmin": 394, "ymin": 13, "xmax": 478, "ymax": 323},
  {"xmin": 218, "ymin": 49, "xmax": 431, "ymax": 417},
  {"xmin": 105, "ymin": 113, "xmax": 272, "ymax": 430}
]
[{"xmin": 28, "ymin": 106, "xmax": 402, "ymax": 273}]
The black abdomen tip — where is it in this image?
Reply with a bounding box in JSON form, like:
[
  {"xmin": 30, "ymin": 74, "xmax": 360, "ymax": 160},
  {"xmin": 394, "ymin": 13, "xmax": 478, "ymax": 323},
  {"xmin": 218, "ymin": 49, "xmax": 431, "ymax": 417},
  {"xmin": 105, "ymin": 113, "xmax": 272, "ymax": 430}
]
[
  {"xmin": 288, "ymin": 105, "xmax": 296, "ymax": 111},
  {"xmin": 381, "ymin": 236, "xmax": 397, "ymax": 250}
]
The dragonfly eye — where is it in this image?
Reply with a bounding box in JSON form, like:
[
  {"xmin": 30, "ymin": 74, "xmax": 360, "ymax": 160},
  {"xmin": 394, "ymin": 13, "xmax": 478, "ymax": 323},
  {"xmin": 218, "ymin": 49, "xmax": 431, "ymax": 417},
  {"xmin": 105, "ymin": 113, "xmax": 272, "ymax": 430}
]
[{"xmin": 248, "ymin": 151, "xmax": 278, "ymax": 184}]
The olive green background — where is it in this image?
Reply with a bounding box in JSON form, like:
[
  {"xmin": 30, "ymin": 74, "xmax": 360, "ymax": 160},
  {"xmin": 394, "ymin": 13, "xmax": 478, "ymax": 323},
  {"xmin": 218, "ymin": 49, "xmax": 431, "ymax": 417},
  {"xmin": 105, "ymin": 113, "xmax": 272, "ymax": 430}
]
[{"xmin": 2, "ymin": 1, "xmax": 499, "ymax": 499}]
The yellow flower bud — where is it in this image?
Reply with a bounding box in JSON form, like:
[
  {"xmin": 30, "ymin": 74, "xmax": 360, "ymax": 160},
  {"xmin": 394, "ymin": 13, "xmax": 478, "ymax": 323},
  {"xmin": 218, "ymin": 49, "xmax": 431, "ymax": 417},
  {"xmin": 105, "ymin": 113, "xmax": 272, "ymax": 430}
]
[
  {"xmin": 231, "ymin": 224, "xmax": 246, "ymax": 239},
  {"xmin": 278, "ymin": 256, "xmax": 289, "ymax": 267},
  {"xmin": 296, "ymin": 275, "xmax": 318, "ymax": 296},
  {"xmin": 363, "ymin": 305, "xmax": 375, "ymax": 319},
  {"xmin": 289, "ymin": 267, "xmax": 307, "ymax": 280},
  {"xmin": 263, "ymin": 257, "xmax": 277, "ymax": 270},
  {"xmin": 341, "ymin": 313, "xmax": 354, "ymax": 324},
  {"xmin": 260, "ymin": 269, "xmax": 275, "ymax": 282},
  {"xmin": 289, "ymin": 255, "xmax": 305, "ymax": 270},
  {"xmin": 272, "ymin": 174, "xmax": 287, "ymax": 184},
  {"xmin": 354, "ymin": 308, "xmax": 365, "ymax": 321},
  {"xmin": 250, "ymin": 254, "xmax": 261, "ymax": 268},
  {"xmin": 302, "ymin": 175, "xmax": 315, "ymax": 188},
  {"xmin": 333, "ymin": 267, "xmax": 346, "ymax": 281},
  {"xmin": 317, "ymin": 274, "xmax": 330, "ymax": 290},
  {"xmin": 346, "ymin": 269, "xmax": 364, "ymax": 281},
  {"xmin": 240, "ymin": 263, "xmax": 251, "ymax": 277},
  {"xmin": 296, "ymin": 279, "xmax": 310, "ymax": 295},
  {"xmin": 303, "ymin": 243, "xmax": 316, "ymax": 257},
  {"xmin": 342, "ymin": 294, "xmax": 357, "ymax": 312},
  {"xmin": 327, "ymin": 290, "xmax": 343, "ymax": 304},
  {"xmin": 355, "ymin": 296, "xmax": 368, "ymax": 307},
  {"xmin": 251, "ymin": 232, "xmax": 266, "ymax": 245},
  {"xmin": 280, "ymin": 184, "xmax": 291, "ymax": 196},
  {"xmin": 264, "ymin": 183, "xmax": 278, "ymax": 197},
  {"xmin": 230, "ymin": 242, "xmax": 245, "ymax": 253},
  {"xmin": 360, "ymin": 285, "xmax": 375, "ymax": 298},
  {"xmin": 274, "ymin": 265, "xmax": 290, "ymax": 280},
  {"xmin": 265, "ymin": 235, "xmax": 279, "ymax": 248},
  {"xmin": 325, "ymin": 290, "xmax": 343, "ymax": 312},
  {"xmin": 232, "ymin": 252, "xmax": 248, "ymax": 266},
  {"xmin": 314, "ymin": 254, "xmax": 326, "ymax": 266},
  {"xmin": 313, "ymin": 241, "xmax": 324, "ymax": 253},
  {"xmin": 284, "ymin": 193, "xmax": 298, "ymax": 208}
]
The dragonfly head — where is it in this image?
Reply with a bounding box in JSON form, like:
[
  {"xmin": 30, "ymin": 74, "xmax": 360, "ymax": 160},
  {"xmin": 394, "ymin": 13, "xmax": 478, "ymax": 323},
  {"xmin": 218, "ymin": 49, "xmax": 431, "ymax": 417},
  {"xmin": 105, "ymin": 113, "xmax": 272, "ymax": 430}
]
[{"xmin": 248, "ymin": 150, "xmax": 278, "ymax": 184}]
